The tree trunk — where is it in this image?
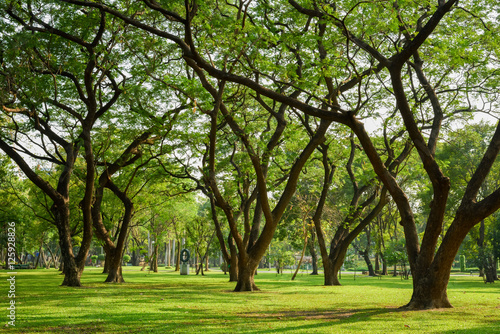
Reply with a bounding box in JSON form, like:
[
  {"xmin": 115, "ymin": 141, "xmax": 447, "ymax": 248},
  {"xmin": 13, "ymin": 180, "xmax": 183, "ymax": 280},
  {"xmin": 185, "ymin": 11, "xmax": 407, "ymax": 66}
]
[
  {"xmin": 380, "ymin": 252, "xmax": 388, "ymax": 275},
  {"xmin": 308, "ymin": 232, "xmax": 319, "ymax": 275},
  {"xmin": 493, "ymin": 257, "xmax": 499, "ymax": 281},
  {"xmin": 228, "ymin": 234, "xmax": 238, "ymax": 282},
  {"xmin": 102, "ymin": 246, "xmax": 110, "ymax": 274},
  {"xmin": 61, "ymin": 260, "xmax": 83, "ymax": 287},
  {"xmin": 404, "ymin": 268, "xmax": 452, "ymax": 309},
  {"xmin": 34, "ymin": 245, "xmax": 42, "ymax": 269},
  {"xmin": 150, "ymin": 244, "xmax": 158, "ymax": 272},
  {"xmin": 198, "ymin": 262, "xmax": 204, "ymax": 275},
  {"xmin": 484, "ymin": 254, "xmax": 496, "ymax": 283},
  {"xmin": 46, "ymin": 245, "xmax": 59, "ymax": 269},
  {"xmin": 361, "ymin": 249, "xmax": 376, "ymax": 276},
  {"xmin": 104, "ymin": 248, "xmax": 124, "ymax": 283},
  {"xmin": 402, "ymin": 213, "xmax": 474, "ymax": 309},
  {"xmin": 323, "ymin": 258, "xmax": 342, "ymax": 286},
  {"xmin": 131, "ymin": 249, "xmax": 140, "ymax": 266},
  {"xmin": 229, "ymin": 254, "xmax": 238, "ymax": 282},
  {"xmin": 56, "ymin": 208, "xmax": 85, "ymax": 287},
  {"xmin": 234, "ymin": 258, "xmax": 259, "ymax": 291},
  {"xmin": 292, "ymin": 232, "xmax": 308, "ymax": 281},
  {"xmin": 167, "ymin": 241, "xmax": 171, "ymax": 267},
  {"xmin": 175, "ymin": 242, "xmax": 180, "ymax": 271}
]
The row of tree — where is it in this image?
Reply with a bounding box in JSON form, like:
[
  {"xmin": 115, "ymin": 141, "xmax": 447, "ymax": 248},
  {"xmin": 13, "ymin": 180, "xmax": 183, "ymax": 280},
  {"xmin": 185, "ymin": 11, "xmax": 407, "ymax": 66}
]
[
  {"xmin": 2, "ymin": 146, "xmax": 498, "ymax": 279},
  {"xmin": 1, "ymin": 0, "xmax": 499, "ymax": 310}
]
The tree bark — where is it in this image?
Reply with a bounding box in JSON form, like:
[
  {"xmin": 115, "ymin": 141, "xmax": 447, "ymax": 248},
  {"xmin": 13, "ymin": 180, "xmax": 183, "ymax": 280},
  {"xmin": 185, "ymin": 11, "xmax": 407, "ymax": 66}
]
[
  {"xmin": 360, "ymin": 249, "xmax": 376, "ymax": 276},
  {"xmin": 104, "ymin": 247, "xmax": 124, "ymax": 283},
  {"xmin": 379, "ymin": 252, "xmax": 388, "ymax": 275},
  {"xmin": 234, "ymin": 257, "xmax": 259, "ymax": 291},
  {"xmin": 308, "ymin": 230, "xmax": 319, "ymax": 275},
  {"xmin": 360, "ymin": 227, "xmax": 376, "ymax": 276},
  {"xmin": 102, "ymin": 245, "xmax": 110, "ymax": 274},
  {"xmin": 131, "ymin": 248, "xmax": 140, "ymax": 266},
  {"xmin": 483, "ymin": 254, "xmax": 496, "ymax": 283},
  {"xmin": 55, "ymin": 203, "xmax": 87, "ymax": 287},
  {"xmin": 228, "ymin": 235, "xmax": 239, "ymax": 282},
  {"xmin": 175, "ymin": 243, "xmax": 180, "ymax": 271},
  {"xmin": 150, "ymin": 243, "xmax": 158, "ymax": 272}
]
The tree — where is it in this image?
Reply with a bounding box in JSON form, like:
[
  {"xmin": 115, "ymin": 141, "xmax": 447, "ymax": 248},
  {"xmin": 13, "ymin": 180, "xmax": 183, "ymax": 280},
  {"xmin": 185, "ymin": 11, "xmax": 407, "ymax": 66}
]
[
  {"xmin": 91, "ymin": 132, "xmax": 159, "ymax": 282},
  {"xmin": 1, "ymin": 2, "xmax": 126, "ymax": 286},
  {"xmin": 186, "ymin": 203, "xmax": 216, "ymax": 276}
]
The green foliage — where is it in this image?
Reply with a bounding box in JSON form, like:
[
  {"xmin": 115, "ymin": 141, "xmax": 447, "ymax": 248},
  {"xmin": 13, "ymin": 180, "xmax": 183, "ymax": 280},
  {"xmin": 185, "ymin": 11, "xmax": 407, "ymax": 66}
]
[
  {"xmin": 384, "ymin": 239, "xmax": 408, "ymax": 268},
  {"xmin": 269, "ymin": 238, "xmax": 296, "ymax": 272}
]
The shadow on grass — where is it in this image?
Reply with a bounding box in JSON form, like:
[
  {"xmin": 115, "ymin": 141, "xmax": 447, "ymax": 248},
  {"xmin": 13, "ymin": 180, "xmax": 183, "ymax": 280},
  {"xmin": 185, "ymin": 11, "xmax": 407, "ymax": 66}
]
[{"xmin": 5, "ymin": 269, "xmax": 499, "ymax": 333}]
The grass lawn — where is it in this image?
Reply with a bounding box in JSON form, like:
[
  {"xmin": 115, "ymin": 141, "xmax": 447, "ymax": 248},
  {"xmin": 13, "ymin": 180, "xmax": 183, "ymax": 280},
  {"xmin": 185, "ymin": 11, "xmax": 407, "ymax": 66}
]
[{"xmin": 1, "ymin": 267, "xmax": 499, "ymax": 333}]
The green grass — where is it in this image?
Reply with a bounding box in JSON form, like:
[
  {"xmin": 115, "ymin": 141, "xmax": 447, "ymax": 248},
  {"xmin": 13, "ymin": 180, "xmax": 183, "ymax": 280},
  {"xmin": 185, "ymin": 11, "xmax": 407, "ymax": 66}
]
[{"xmin": 1, "ymin": 267, "xmax": 499, "ymax": 333}]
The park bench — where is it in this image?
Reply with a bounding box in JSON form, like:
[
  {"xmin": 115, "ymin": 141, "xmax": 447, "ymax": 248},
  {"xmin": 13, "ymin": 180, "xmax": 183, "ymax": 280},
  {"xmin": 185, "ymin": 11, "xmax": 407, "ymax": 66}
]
[{"xmin": 11, "ymin": 264, "xmax": 32, "ymax": 269}]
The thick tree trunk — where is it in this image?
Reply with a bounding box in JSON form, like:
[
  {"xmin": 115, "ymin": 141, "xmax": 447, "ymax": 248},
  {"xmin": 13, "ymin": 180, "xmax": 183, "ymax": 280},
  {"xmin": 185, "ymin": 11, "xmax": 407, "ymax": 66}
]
[
  {"xmin": 104, "ymin": 248, "xmax": 124, "ymax": 283},
  {"xmin": 323, "ymin": 258, "xmax": 342, "ymax": 286},
  {"xmin": 62, "ymin": 260, "xmax": 83, "ymax": 287},
  {"xmin": 234, "ymin": 259, "xmax": 259, "ymax": 291},
  {"xmin": 483, "ymin": 254, "xmax": 496, "ymax": 283},
  {"xmin": 229, "ymin": 250, "xmax": 239, "ymax": 282},
  {"xmin": 403, "ymin": 213, "xmax": 475, "ymax": 309},
  {"xmin": 404, "ymin": 269, "xmax": 452, "ymax": 309},
  {"xmin": 56, "ymin": 207, "xmax": 85, "ymax": 287}
]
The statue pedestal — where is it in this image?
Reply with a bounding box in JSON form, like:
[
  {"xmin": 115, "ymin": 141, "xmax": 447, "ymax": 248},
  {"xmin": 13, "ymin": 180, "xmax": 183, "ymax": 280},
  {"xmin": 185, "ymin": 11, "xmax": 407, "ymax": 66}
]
[{"xmin": 180, "ymin": 263, "xmax": 189, "ymax": 275}]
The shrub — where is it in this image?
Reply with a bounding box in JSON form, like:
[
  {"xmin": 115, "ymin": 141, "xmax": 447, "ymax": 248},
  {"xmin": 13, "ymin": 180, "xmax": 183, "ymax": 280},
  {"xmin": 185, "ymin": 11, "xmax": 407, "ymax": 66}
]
[
  {"xmin": 460, "ymin": 255, "xmax": 466, "ymax": 272},
  {"xmin": 122, "ymin": 254, "xmax": 131, "ymax": 263}
]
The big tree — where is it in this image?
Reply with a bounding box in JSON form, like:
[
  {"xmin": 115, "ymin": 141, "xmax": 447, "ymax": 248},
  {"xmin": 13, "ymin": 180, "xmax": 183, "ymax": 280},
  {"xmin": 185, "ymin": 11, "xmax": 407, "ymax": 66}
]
[{"xmin": 0, "ymin": 1, "xmax": 126, "ymax": 286}]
